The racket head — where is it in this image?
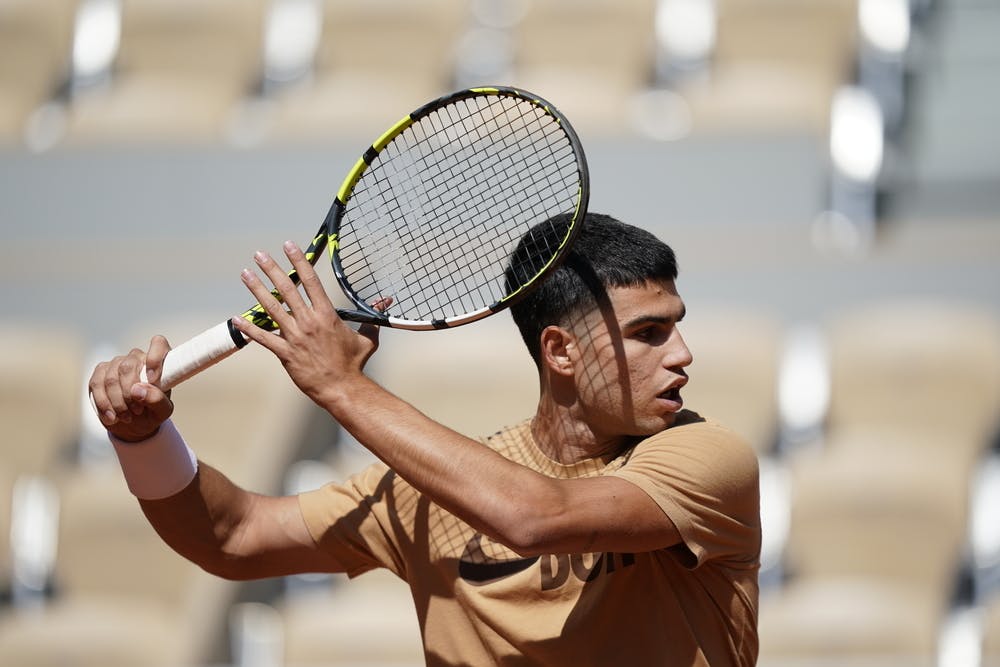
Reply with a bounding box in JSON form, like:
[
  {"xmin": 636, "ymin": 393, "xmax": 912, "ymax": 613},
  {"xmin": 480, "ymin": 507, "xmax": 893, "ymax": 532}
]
[{"xmin": 327, "ymin": 86, "xmax": 589, "ymax": 330}]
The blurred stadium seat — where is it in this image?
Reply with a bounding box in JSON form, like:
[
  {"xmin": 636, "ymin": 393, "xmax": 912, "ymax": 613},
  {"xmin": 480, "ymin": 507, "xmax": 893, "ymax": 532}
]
[
  {"xmin": 0, "ymin": 0, "xmax": 75, "ymax": 145},
  {"xmin": 0, "ymin": 322, "xmax": 84, "ymax": 604},
  {"xmin": 759, "ymin": 575, "xmax": 942, "ymax": 665},
  {"xmin": 785, "ymin": 440, "xmax": 969, "ymax": 597},
  {"xmin": 278, "ymin": 569, "xmax": 424, "ymax": 666},
  {"xmin": 62, "ymin": 0, "xmax": 270, "ymax": 145},
  {"xmin": 0, "ymin": 323, "xmax": 85, "ymax": 478},
  {"xmin": 0, "ymin": 315, "xmax": 319, "ymax": 666},
  {"xmin": 0, "ymin": 465, "xmax": 232, "ymax": 667},
  {"xmin": 507, "ymin": 0, "xmax": 657, "ymax": 136},
  {"xmin": 679, "ymin": 304, "xmax": 783, "ymax": 455},
  {"xmin": 758, "ymin": 421, "xmax": 974, "ymax": 664},
  {"xmin": 677, "ymin": 0, "xmax": 858, "ymax": 134},
  {"xmin": 824, "ymin": 300, "xmax": 1000, "ymax": 460},
  {"xmin": 258, "ymin": 0, "xmax": 468, "ymax": 144},
  {"xmin": 0, "ymin": 464, "xmax": 11, "ymax": 598},
  {"xmin": 365, "ymin": 318, "xmax": 538, "ymax": 442},
  {"xmin": 985, "ymin": 593, "xmax": 1000, "ymax": 667}
]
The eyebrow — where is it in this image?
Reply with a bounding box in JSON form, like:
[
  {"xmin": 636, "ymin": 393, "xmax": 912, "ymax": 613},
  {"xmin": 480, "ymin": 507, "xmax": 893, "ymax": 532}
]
[{"xmin": 622, "ymin": 304, "xmax": 686, "ymax": 331}]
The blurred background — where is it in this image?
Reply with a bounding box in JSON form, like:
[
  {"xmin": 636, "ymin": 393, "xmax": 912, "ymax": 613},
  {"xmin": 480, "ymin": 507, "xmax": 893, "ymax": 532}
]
[{"xmin": 1, "ymin": 0, "xmax": 999, "ymax": 665}]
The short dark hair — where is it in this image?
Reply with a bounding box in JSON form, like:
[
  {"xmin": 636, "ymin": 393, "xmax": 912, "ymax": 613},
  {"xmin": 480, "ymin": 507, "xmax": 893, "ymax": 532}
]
[{"xmin": 504, "ymin": 212, "xmax": 678, "ymax": 366}]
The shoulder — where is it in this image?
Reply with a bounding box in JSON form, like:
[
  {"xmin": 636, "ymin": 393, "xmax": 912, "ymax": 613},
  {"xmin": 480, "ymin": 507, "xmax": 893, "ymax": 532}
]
[
  {"xmin": 636, "ymin": 411, "xmax": 756, "ymax": 467},
  {"xmin": 613, "ymin": 411, "xmax": 761, "ymax": 566},
  {"xmin": 621, "ymin": 411, "xmax": 759, "ymax": 501}
]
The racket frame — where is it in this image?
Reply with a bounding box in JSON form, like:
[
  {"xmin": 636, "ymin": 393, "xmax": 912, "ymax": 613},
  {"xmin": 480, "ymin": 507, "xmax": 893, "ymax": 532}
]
[{"xmin": 152, "ymin": 86, "xmax": 588, "ymax": 389}]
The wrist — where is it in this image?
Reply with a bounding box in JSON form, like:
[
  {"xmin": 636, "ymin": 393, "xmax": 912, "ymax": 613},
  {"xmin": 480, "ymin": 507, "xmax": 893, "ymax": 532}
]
[
  {"xmin": 313, "ymin": 372, "xmax": 376, "ymax": 415},
  {"xmin": 111, "ymin": 424, "xmax": 162, "ymax": 443},
  {"xmin": 109, "ymin": 419, "xmax": 198, "ymax": 500}
]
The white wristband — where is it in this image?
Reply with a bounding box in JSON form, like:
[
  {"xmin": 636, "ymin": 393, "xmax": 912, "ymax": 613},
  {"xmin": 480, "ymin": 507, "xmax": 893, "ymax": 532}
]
[{"xmin": 109, "ymin": 419, "xmax": 198, "ymax": 500}]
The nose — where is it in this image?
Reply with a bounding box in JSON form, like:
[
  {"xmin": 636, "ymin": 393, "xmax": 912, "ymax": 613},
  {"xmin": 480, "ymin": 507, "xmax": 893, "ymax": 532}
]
[{"xmin": 667, "ymin": 327, "xmax": 694, "ymax": 370}]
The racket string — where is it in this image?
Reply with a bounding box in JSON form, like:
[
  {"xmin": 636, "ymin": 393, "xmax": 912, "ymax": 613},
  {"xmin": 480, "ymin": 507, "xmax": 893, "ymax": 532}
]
[{"xmin": 338, "ymin": 93, "xmax": 582, "ymax": 322}]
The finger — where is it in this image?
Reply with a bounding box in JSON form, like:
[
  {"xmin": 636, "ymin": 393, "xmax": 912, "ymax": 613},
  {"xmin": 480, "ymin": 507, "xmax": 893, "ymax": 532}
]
[
  {"xmin": 357, "ymin": 296, "xmax": 393, "ymax": 347},
  {"xmin": 143, "ymin": 334, "xmax": 172, "ymax": 389},
  {"xmin": 128, "ymin": 382, "xmax": 174, "ymax": 422},
  {"xmin": 100, "ymin": 350, "xmax": 142, "ymax": 424},
  {"xmin": 241, "ymin": 266, "xmax": 293, "ymax": 331},
  {"xmin": 283, "ymin": 241, "xmax": 332, "ymax": 314},
  {"xmin": 89, "ymin": 361, "xmax": 117, "ymax": 426},
  {"xmin": 230, "ymin": 315, "xmax": 286, "ymax": 355},
  {"xmin": 371, "ymin": 296, "xmax": 394, "ymax": 312},
  {"xmin": 254, "ymin": 250, "xmax": 310, "ymax": 315}
]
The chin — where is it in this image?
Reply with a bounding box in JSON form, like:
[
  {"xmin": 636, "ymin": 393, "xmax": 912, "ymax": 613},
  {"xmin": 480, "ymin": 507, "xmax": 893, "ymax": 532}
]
[{"xmin": 631, "ymin": 413, "xmax": 679, "ymax": 436}]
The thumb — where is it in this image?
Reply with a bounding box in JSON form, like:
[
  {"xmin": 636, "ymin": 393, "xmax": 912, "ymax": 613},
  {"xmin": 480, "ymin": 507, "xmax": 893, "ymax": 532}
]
[
  {"xmin": 130, "ymin": 382, "xmax": 174, "ymax": 422},
  {"xmin": 143, "ymin": 334, "xmax": 172, "ymax": 388},
  {"xmin": 357, "ymin": 320, "xmax": 382, "ymax": 347},
  {"xmin": 357, "ymin": 296, "xmax": 393, "ymax": 348}
]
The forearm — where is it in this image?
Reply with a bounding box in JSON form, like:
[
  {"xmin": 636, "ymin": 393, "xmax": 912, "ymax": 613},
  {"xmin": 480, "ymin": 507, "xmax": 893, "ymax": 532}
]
[
  {"xmin": 318, "ymin": 375, "xmax": 561, "ymax": 552},
  {"xmin": 110, "ymin": 420, "xmax": 252, "ymax": 577},
  {"xmin": 137, "ymin": 463, "xmax": 260, "ymax": 579}
]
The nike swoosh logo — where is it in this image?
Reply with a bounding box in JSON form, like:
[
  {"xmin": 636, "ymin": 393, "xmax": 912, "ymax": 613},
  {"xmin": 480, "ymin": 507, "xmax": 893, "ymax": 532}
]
[{"xmin": 457, "ymin": 533, "xmax": 540, "ymax": 583}]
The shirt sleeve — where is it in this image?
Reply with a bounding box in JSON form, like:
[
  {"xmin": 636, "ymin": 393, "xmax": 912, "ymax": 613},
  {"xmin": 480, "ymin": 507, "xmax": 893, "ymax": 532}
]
[
  {"xmin": 297, "ymin": 462, "xmax": 408, "ymax": 579},
  {"xmin": 610, "ymin": 419, "xmax": 761, "ymax": 569}
]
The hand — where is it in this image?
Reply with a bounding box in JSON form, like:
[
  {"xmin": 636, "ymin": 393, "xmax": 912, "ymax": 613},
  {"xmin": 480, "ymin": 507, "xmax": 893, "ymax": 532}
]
[
  {"xmin": 230, "ymin": 241, "xmax": 387, "ymax": 405},
  {"xmin": 89, "ymin": 335, "xmax": 174, "ymax": 442}
]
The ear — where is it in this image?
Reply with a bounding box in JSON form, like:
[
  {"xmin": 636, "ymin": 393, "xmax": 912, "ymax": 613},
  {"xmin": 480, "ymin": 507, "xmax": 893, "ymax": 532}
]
[{"xmin": 539, "ymin": 326, "xmax": 575, "ymax": 377}]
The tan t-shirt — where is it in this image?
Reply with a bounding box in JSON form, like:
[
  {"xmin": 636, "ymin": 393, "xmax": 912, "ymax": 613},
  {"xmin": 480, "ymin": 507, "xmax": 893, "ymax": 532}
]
[{"xmin": 299, "ymin": 411, "xmax": 760, "ymax": 666}]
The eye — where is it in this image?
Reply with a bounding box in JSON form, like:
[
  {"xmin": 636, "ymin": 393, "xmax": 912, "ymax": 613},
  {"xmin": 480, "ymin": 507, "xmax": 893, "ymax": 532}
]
[{"xmin": 632, "ymin": 326, "xmax": 660, "ymax": 342}]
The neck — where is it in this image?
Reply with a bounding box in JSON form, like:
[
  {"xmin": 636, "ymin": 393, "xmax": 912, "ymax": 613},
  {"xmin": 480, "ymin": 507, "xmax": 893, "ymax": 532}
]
[{"xmin": 530, "ymin": 392, "xmax": 634, "ymax": 466}]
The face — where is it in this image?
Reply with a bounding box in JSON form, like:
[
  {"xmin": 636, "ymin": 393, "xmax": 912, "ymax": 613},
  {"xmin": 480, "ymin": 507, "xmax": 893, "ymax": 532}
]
[{"xmin": 564, "ymin": 279, "xmax": 692, "ymax": 440}]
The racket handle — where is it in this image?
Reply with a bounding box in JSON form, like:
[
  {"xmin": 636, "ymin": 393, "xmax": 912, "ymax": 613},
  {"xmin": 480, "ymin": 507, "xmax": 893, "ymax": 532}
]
[{"xmin": 141, "ymin": 320, "xmax": 247, "ymax": 391}]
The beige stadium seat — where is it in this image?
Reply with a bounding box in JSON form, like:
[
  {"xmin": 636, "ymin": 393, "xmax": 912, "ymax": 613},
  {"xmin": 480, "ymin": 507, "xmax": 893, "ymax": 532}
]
[
  {"xmin": 0, "ymin": 323, "xmax": 85, "ymax": 477},
  {"xmin": 0, "ymin": 0, "xmax": 75, "ymax": 145},
  {"xmin": 984, "ymin": 594, "xmax": 1000, "ymax": 667},
  {"xmin": 0, "ymin": 321, "xmax": 83, "ymax": 608},
  {"xmin": 264, "ymin": 0, "xmax": 468, "ymax": 144},
  {"xmin": 0, "ymin": 314, "xmax": 321, "ymax": 666},
  {"xmin": 279, "ymin": 569, "xmax": 425, "ymax": 666},
  {"xmin": 786, "ymin": 438, "xmax": 970, "ymax": 598},
  {"xmin": 679, "ymin": 305, "xmax": 783, "ymax": 454},
  {"xmin": 508, "ymin": 0, "xmax": 658, "ymax": 137},
  {"xmin": 0, "ymin": 464, "xmax": 12, "ymax": 597},
  {"xmin": 758, "ymin": 576, "xmax": 942, "ymax": 665},
  {"xmin": 64, "ymin": 0, "xmax": 270, "ymax": 144},
  {"xmin": 365, "ymin": 317, "xmax": 539, "ymax": 442},
  {"xmin": 678, "ymin": 0, "xmax": 858, "ymax": 135},
  {"xmin": 824, "ymin": 300, "xmax": 1000, "ymax": 461},
  {"xmin": 0, "ymin": 464, "xmax": 237, "ymax": 667},
  {"xmin": 783, "ymin": 436, "xmax": 969, "ymax": 602}
]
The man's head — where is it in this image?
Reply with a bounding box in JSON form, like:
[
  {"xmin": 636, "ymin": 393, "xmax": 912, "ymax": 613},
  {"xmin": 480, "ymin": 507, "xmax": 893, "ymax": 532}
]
[{"xmin": 505, "ymin": 213, "xmax": 679, "ymax": 367}]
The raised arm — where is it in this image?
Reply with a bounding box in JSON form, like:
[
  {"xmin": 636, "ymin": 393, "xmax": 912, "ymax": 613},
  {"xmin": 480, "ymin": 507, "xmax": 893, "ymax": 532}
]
[{"xmin": 231, "ymin": 242, "xmax": 685, "ymax": 558}]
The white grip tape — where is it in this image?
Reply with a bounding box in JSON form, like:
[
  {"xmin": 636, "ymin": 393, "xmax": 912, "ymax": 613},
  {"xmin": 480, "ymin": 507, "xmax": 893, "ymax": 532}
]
[{"xmin": 141, "ymin": 320, "xmax": 244, "ymax": 390}]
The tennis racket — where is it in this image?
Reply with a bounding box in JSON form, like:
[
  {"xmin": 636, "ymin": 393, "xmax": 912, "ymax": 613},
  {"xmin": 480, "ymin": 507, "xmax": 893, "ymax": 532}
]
[{"xmin": 149, "ymin": 86, "xmax": 589, "ymax": 390}]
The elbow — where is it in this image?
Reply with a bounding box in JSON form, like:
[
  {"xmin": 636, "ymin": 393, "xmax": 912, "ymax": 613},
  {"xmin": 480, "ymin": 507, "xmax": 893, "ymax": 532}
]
[
  {"xmin": 501, "ymin": 526, "xmax": 552, "ymax": 558},
  {"xmin": 162, "ymin": 543, "xmax": 251, "ymax": 581},
  {"xmin": 200, "ymin": 557, "xmax": 257, "ymax": 581},
  {"xmin": 489, "ymin": 486, "xmax": 569, "ymax": 557}
]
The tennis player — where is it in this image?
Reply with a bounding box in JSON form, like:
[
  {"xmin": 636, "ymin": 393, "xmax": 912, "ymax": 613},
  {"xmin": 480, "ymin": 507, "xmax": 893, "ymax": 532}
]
[{"xmin": 90, "ymin": 213, "xmax": 760, "ymax": 666}]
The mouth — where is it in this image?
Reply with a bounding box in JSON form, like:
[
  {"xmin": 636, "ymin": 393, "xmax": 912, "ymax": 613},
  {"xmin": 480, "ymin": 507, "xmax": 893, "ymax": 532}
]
[{"xmin": 657, "ymin": 381, "xmax": 686, "ymax": 409}]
